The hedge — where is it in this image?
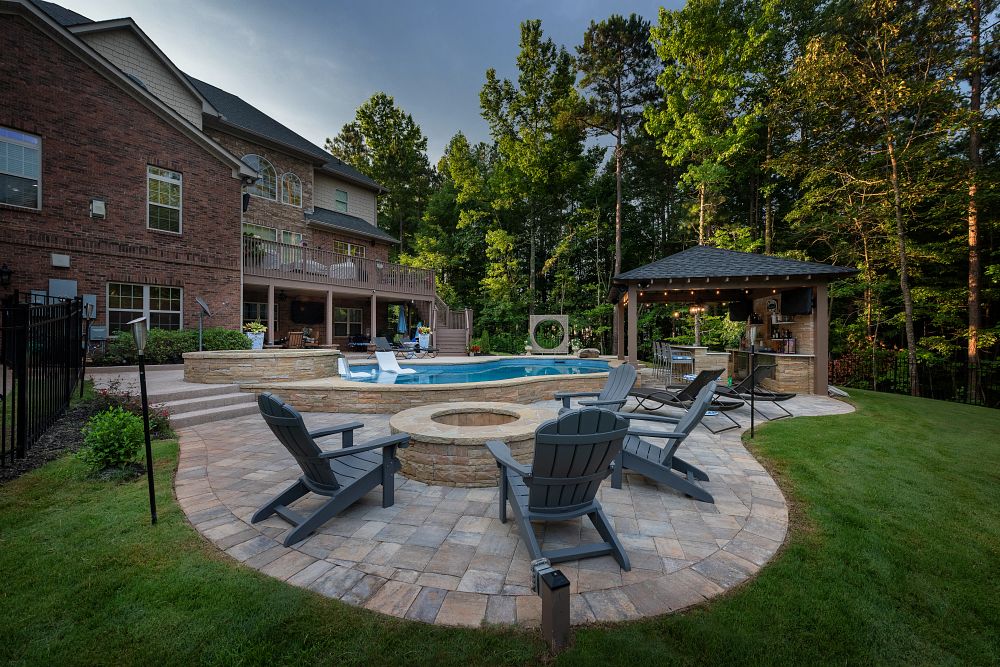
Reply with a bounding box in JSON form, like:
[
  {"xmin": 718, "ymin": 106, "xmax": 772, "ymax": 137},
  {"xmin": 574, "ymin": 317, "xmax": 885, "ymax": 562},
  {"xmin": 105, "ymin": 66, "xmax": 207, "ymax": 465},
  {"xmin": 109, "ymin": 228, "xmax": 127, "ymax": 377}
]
[{"xmin": 95, "ymin": 327, "xmax": 250, "ymax": 365}]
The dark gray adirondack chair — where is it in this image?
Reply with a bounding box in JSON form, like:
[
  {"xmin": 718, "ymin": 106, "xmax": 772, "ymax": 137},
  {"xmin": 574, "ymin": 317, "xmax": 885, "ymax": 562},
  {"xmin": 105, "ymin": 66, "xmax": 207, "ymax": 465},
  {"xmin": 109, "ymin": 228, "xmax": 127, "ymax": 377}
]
[
  {"xmin": 554, "ymin": 363, "xmax": 637, "ymax": 415},
  {"xmin": 486, "ymin": 408, "xmax": 632, "ymax": 571},
  {"xmin": 611, "ymin": 383, "xmax": 715, "ymax": 503},
  {"xmin": 253, "ymin": 392, "xmax": 409, "ymax": 546}
]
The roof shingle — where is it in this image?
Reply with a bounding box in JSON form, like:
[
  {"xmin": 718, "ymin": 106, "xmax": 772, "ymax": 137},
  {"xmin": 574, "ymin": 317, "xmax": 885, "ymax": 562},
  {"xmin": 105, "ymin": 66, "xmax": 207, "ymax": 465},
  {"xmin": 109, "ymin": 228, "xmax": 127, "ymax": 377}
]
[
  {"xmin": 615, "ymin": 245, "xmax": 858, "ymax": 281},
  {"xmin": 306, "ymin": 207, "xmax": 398, "ymax": 244}
]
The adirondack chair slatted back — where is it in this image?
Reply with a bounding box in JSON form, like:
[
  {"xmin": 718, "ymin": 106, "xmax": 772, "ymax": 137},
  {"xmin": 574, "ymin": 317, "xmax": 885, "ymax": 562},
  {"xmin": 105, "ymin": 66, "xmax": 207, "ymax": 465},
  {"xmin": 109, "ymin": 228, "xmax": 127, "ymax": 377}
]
[
  {"xmin": 598, "ymin": 363, "xmax": 637, "ymax": 405},
  {"xmin": 257, "ymin": 393, "xmax": 340, "ymax": 492},
  {"xmin": 659, "ymin": 383, "xmax": 715, "ymax": 463},
  {"xmin": 528, "ymin": 408, "xmax": 628, "ymax": 513},
  {"xmin": 675, "ymin": 369, "xmax": 723, "ymax": 401},
  {"xmin": 286, "ymin": 331, "xmax": 304, "ymax": 349}
]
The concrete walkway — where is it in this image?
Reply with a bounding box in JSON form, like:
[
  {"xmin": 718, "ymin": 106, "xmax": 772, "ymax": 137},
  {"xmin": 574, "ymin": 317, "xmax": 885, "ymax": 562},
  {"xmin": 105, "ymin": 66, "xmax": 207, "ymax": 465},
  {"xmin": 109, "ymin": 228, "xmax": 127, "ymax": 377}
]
[{"xmin": 175, "ymin": 395, "xmax": 853, "ymax": 626}]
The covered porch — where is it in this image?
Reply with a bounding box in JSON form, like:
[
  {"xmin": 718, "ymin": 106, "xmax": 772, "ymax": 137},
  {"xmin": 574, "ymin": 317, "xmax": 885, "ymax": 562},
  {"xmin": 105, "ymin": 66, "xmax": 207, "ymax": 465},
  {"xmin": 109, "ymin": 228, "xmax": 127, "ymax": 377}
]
[{"xmin": 612, "ymin": 246, "xmax": 858, "ymax": 394}]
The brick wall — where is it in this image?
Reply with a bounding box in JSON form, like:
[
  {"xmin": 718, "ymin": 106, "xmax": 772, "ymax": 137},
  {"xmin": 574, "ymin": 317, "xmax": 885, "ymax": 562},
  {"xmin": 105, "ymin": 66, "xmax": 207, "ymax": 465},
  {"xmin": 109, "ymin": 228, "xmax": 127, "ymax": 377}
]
[{"xmin": 0, "ymin": 15, "xmax": 243, "ymax": 329}]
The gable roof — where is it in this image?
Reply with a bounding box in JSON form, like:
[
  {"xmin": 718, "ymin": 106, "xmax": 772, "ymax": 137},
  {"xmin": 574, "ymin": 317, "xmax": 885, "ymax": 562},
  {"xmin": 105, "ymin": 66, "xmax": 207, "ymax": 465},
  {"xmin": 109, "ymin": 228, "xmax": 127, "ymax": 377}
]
[
  {"xmin": 615, "ymin": 245, "xmax": 858, "ymax": 282},
  {"xmin": 188, "ymin": 77, "xmax": 386, "ymax": 193},
  {"xmin": 306, "ymin": 207, "xmax": 399, "ymax": 244},
  {"xmin": 33, "ymin": 0, "xmax": 89, "ymax": 25}
]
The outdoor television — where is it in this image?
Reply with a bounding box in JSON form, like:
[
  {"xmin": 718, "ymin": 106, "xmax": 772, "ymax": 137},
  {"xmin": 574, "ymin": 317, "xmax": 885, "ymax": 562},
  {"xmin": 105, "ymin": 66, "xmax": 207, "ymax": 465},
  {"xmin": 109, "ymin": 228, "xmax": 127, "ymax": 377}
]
[
  {"xmin": 291, "ymin": 300, "xmax": 325, "ymax": 324},
  {"xmin": 781, "ymin": 287, "xmax": 814, "ymax": 315},
  {"xmin": 728, "ymin": 299, "xmax": 752, "ymax": 322}
]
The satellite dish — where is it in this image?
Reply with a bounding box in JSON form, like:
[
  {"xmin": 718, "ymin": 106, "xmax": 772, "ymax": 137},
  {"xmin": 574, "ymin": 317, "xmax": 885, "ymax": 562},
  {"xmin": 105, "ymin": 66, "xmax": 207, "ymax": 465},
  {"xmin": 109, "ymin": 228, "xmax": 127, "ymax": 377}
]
[{"xmin": 195, "ymin": 296, "xmax": 212, "ymax": 316}]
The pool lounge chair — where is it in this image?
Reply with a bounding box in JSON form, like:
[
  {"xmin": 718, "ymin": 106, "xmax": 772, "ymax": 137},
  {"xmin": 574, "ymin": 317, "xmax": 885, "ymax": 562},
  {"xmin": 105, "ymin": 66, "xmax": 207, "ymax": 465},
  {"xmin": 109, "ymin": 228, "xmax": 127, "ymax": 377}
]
[
  {"xmin": 338, "ymin": 356, "xmax": 373, "ymax": 379},
  {"xmin": 252, "ymin": 393, "xmax": 409, "ymax": 546},
  {"xmin": 486, "ymin": 407, "xmax": 632, "ymax": 570},
  {"xmin": 630, "ymin": 368, "xmax": 743, "ymax": 433},
  {"xmin": 554, "ymin": 363, "xmax": 637, "ymax": 415},
  {"xmin": 375, "ymin": 351, "xmax": 417, "ymax": 374},
  {"xmin": 611, "ymin": 383, "xmax": 715, "ymax": 503},
  {"xmin": 715, "ymin": 365, "xmax": 795, "ymax": 420}
]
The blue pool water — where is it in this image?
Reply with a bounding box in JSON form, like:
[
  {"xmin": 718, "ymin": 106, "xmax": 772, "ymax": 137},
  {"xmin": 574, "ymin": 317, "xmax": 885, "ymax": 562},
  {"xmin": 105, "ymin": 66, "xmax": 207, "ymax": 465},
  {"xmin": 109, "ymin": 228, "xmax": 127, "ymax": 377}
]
[{"xmin": 346, "ymin": 358, "xmax": 609, "ymax": 384}]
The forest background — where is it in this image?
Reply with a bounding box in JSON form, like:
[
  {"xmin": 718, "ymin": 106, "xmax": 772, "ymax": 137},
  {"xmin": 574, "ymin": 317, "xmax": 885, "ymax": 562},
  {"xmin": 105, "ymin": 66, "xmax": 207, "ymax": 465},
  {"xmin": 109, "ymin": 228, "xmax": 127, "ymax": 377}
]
[{"xmin": 324, "ymin": 0, "xmax": 999, "ymax": 394}]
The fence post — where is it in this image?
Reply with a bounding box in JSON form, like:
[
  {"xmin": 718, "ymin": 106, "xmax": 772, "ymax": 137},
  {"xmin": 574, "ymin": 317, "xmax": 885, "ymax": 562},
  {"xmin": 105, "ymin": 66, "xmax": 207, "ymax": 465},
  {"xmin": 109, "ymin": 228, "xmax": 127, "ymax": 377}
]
[{"xmin": 13, "ymin": 302, "xmax": 28, "ymax": 459}]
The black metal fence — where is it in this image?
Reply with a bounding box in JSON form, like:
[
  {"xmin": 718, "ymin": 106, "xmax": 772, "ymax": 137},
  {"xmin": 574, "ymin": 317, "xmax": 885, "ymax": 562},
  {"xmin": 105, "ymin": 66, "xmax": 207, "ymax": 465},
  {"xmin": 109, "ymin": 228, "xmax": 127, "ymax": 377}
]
[
  {"xmin": 1, "ymin": 293, "xmax": 83, "ymax": 466},
  {"xmin": 829, "ymin": 350, "xmax": 1000, "ymax": 409}
]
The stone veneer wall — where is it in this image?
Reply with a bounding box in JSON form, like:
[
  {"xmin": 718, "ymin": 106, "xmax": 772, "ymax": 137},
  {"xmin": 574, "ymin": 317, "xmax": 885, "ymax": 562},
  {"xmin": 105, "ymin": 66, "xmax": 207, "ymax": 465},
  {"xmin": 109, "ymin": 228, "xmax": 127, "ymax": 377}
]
[
  {"xmin": 183, "ymin": 350, "xmax": 340, "ymax": 384},
  {"xmin": 244, "ymin": 372, "xmax": 632, "ymax": 414}
]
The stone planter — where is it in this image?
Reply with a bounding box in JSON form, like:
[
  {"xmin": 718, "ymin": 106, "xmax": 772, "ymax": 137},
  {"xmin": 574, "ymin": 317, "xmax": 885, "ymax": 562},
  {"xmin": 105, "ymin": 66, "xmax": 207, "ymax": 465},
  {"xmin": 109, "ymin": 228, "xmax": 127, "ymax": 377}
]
[
  {"xmin": 417, "ymin": 333, "xmax": 430, "ymax": 349},
  {"xmin": 246, "ymin": 332, "xmax": 264, "ymax": 350}
]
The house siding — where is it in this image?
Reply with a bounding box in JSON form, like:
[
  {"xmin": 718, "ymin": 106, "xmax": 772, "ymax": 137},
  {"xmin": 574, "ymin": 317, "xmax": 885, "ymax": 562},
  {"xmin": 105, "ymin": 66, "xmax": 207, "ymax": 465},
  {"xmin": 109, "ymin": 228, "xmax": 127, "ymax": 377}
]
[
  {"xmin": 79, "ymin": 28, "xmax": 204, "ymax": 128},
  {"xmin": 314, "ymin": 173, "xmax": 377, "ymax": 226},
  {"xmin": 0, "ymin": 15, "xmax": 243, "ymax": 329}
]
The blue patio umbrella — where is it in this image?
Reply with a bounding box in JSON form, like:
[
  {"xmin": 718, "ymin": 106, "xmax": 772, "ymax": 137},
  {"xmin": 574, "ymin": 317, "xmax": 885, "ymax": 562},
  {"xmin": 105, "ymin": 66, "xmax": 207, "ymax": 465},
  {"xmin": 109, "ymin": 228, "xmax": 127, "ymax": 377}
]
[{"xmin": 397, "ymin": 304, "xmax": 407, "ymax": 334}]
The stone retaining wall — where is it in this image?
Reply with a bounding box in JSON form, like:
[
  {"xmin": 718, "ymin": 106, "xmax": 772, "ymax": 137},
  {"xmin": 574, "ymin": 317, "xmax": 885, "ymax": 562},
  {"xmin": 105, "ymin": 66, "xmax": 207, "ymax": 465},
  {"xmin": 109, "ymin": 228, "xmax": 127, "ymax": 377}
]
[{"xmin": 183, "ymin": 349, "xmax": 340, "ymax": 384}]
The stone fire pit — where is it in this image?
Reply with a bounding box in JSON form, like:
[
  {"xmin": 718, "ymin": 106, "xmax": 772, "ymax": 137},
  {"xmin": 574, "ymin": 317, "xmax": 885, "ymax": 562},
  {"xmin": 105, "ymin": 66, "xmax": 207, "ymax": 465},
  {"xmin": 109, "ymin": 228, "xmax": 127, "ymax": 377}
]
[{"xmin": 388, "ymin": 401, "xmax": 558, "ymax": 487}]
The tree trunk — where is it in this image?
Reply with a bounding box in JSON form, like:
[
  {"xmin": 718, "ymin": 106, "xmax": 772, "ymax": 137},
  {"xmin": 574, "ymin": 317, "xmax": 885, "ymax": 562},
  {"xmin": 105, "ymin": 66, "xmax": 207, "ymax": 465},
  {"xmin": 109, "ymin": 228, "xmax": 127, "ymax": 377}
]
[
  {"xmin": 698, "ymin": 183, "xmax": 706, "ymax": 245},
  {"xmin": 764, "ymin": 123, "xmax": 774, "ymax": 254},
  {"xmin": 887, "ymin": 139, "xmax": 919, "ymax": 396},
  {"xmin": 967, "ymin": 0, "xmax": 982, "ymax": 401},
  {"xmin": 611, "ymin": 113, "xmax": 623, "ymax": 356}
]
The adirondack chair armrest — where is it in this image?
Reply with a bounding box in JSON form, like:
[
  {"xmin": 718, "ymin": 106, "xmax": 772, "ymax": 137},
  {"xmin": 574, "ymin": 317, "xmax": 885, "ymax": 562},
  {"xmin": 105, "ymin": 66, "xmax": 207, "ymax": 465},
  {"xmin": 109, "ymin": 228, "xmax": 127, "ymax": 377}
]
[
  {"xmin": 485, "ymin": 440, "xmax": 531, "ymax": 477},
  {"xmin": 579, "ymin": 398, "xmax": 626, "ymax": 407},
  {"xmin": 613, "ymin": 412, "xmax": 680, "ymax": 424},
  {"xmin": 318, "ymin": 433, "xmax": 410, "ymax": 459},
  {"xmin": 310, "ymin": 422, "xmax": 365, "ymax": 439},
  {"xmin": 554, "ymin": 391, "xmax": 600, "ymax": 399},
  {"xmin": 627, "ymin": 428, "xmax": 683, "ymax": 441}
]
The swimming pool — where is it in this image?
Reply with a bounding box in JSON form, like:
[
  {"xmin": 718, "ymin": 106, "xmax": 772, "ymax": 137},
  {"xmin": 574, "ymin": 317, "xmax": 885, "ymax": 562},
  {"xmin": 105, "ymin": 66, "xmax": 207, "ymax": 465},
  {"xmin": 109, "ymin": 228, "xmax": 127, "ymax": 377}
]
[{"xmin": 347, "ymin": 358, "xmax": 610, "ymax": 384}]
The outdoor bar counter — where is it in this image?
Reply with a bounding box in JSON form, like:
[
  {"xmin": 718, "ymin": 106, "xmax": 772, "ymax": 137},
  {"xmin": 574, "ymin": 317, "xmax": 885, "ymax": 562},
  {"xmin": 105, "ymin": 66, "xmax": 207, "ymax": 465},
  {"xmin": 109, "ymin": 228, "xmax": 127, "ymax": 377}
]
[{"xmin": 727, "ymin": 349, "xmax": 815, "ymax": 394}]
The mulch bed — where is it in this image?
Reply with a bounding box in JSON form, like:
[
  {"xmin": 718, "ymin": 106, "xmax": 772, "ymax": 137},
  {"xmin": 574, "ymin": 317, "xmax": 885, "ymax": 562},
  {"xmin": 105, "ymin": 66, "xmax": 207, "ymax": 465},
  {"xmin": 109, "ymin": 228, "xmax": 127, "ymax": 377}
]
[{"xmin": 0, "ymin": 401, "xmax": 101, "ymax": 485}]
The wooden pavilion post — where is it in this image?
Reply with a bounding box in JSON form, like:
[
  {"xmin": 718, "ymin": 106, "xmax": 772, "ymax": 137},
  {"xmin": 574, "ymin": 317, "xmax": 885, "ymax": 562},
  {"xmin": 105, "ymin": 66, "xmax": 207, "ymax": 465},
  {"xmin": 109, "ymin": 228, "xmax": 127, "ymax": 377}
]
[
  {"xmin": 616, "ymin": 298, "xmax": 625, "ymax": 360},
  {"xmin": 627, "ymin": 284, "xmax": 638, "ymax": 365},
  {"xmin": 814, "ymin": 284, "xmax": 829, "ymax": 394}
]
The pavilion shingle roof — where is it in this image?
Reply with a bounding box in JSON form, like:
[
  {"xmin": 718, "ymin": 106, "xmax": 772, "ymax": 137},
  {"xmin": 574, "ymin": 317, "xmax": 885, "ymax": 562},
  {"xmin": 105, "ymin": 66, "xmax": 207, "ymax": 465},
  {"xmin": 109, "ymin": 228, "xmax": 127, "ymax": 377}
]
[{"xmin": 615, "ymin": 245, "xmax": 858, "ymax": 282}]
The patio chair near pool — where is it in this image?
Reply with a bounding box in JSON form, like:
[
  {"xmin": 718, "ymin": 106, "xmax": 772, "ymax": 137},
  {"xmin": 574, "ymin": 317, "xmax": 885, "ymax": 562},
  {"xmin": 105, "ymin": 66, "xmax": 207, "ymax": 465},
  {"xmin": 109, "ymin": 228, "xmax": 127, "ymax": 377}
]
[
  {"xmin": 554, "ymin": 363, "xmax": 637, "ymax": 415},
  {"xmin": 715, "ymin": 365, "xmax": 795, "ymax": 420},
  {"xmin": 611, "ymin": 383, "xmax": 715, "ymax": 503},
  {"xmin": 630, "ymin": 368, "xmax": 744, "ymax": 433},
  {"xmin": 375, "ymin": 351, "xmax": 417, "ymax": 374},
  {"xmin": 252, "ymin": 393, "xmax": 410, "ymax": 547},
  {"xmin": 338, "ymin": 356, "xmax": 373, "ymax": 379},
  {"xmin": 486, "ymin": 408, "xmax": 632, "ymax": 570}
]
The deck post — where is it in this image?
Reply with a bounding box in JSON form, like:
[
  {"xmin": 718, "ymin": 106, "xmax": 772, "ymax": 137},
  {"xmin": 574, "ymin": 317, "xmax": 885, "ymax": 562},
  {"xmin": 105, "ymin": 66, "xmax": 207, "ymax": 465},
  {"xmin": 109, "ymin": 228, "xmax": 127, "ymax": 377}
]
[
  {"xmin": 369, "ymin": 292, "xmax": 377, "ymax": 343},
  {"xmin": 627, "ymin": 284, "xmax": 638, "ymax": 365},
  {"xmin": 266, "ymin": 284, "xmax": 275, "ymax": 345},
  {"xmin": 326, "ymin": 290, "xmax": 334, "ymax": 347},
  {"xmin": 814, "ymin": 284, "xmax": 828, "ymax": 394}
]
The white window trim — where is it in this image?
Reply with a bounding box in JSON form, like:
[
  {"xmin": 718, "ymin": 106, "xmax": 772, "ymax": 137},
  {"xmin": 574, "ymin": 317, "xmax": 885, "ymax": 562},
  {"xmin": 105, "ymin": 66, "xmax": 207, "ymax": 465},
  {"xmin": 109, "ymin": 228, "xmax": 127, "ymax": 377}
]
[
  {"xmin": 106, "ymin": 283, "xmax": 183, "ymax": 331},
  {"xmin": 280, "ymin": 172, "xmax": 303, "ymax": 208},
  {"xmin": 146, "ymin": 165, "xmax": 182, "ymax": 235},
  {"xmin": 243, "ymin": 154, "xmax": 277, "ymax": 201},
  {"xmin": 242, "ymin": 222, "xmax": 278, "ymax": 241},
  {"xmin": 0, "ymin": 126, "xmax": 42, "ymax": 210}
]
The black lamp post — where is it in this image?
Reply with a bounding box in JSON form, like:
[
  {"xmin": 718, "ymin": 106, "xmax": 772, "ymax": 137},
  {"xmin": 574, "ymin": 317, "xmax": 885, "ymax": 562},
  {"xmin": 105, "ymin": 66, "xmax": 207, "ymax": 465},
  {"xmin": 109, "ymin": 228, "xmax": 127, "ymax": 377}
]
[
  {"xmin": 748, "ymin": 324, "xmax": 758, "ymax": 439},
  {"xmin": 80, "ymin": 302, "xmax": 96, "ymax": 398},
  {"xmin": 127, "ymin": 316, "xmax": 157, "ymax": 524}
]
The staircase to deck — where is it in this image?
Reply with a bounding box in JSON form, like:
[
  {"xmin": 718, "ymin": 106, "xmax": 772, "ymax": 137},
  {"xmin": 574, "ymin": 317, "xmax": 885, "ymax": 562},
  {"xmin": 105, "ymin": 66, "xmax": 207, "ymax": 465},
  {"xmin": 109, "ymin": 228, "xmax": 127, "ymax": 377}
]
[{"xmin": 432, "ymin": 297, "xmax": 473, "ymax": 355}]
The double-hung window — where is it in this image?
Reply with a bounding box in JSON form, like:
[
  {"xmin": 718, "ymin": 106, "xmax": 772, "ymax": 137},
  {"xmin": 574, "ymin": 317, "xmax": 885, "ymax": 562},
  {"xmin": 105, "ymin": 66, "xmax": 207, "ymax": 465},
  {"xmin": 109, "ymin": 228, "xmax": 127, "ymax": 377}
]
[
  {"xmin": 147, "ymin": 166, "xmax": 182, "ymax": 233},
  {"xmin": 335, "ymin": 189, "xmax": 348, "ymax": 213},
  {"xmin": 334, "ymin": 307, "xmax": 363, "ymax": 336},
  {"xmin": 332, "ymin": 240, "xmax": 366, "ymax": 257},
  {"xmin": 108, "ymin": 283, "xmax": 182, "ymax": 333},
  {"xmin": 0, "ymin": 127, "xmax": 41, "ymax": 209}
]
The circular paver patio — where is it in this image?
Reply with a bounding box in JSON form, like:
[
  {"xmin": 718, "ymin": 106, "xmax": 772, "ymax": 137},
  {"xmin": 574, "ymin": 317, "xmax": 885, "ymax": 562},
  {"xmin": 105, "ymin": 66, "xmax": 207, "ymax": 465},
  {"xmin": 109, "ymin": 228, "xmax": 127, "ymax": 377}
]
[{"xmin": 175, "ymin": 395, "xmax": 853, "ymax": 626}]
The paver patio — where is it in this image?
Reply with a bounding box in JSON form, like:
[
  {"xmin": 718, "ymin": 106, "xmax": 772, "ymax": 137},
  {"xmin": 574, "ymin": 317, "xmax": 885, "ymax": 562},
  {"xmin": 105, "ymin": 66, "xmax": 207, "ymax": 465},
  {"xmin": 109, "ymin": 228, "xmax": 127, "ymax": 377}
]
[{"xmin": 175, "ymin": 394, "xmax": 853, "ymax": 626}]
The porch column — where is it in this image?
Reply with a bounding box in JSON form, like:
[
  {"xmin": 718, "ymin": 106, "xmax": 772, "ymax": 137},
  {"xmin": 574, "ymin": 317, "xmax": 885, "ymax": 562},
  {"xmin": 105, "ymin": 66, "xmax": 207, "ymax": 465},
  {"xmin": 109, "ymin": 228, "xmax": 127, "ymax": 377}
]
[
  {"xmin": 266, "ymin": 284, "xmax": 275, "ymax": 345},
  {"xmin": 616, "ymin": 299, "xmax": 625, "ymax": 360},
  {"xmin": 814, "ymin": 284, "xmax": 829, "ymax": 394},
  {"xmin": 326, "ymin": 289, "xmax": 333, "ymax": 347},
  {"xmin": 627, "ymin": 284, "xmax": 638, "ymax": 365},
  {"xmin": 369, "ymin": 292, "xmax": 377, "ymax": 341}
]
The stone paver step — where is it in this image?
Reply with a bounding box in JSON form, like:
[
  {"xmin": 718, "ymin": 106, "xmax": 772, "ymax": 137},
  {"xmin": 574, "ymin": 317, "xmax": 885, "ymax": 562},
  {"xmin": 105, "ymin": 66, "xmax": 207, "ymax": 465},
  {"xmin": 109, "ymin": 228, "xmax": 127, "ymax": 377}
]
[
  {"xmin": 162, "ymin": 391, "xmax": 256, "ymax": 415},
  {"xmin": 170, "ymin": 402, "xmax": 259, "ymax": 429},
  {"xmin": 147, "ymin": 383, "xmax": 240, "ymax": 403}
]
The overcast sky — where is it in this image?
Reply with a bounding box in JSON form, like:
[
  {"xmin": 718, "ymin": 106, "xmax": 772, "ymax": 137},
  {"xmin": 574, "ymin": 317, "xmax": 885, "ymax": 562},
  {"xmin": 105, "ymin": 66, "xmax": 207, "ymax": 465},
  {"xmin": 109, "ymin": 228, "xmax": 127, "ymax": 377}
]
[{"xmin": 56, "ymin": 0, "xmax": 680, "ymax": 162}]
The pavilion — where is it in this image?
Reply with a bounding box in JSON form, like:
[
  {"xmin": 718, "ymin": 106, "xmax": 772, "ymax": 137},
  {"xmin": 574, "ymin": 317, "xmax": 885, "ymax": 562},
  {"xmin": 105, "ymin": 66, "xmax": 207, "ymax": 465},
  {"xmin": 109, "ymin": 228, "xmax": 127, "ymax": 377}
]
[{"xmin": 611, "ymin": 246, "xmax": 858, "ymax": 394}]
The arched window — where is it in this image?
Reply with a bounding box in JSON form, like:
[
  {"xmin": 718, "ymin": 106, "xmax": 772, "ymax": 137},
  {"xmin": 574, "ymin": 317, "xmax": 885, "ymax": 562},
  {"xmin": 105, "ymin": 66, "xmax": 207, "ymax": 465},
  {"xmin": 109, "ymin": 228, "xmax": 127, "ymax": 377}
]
[
  {"xmin": 242, "ymin": 154, "xmax": 276, "ymax": 200},
  {"xmin": 280, "ymin": 172, "xmax": 302, "ymax": 207}
]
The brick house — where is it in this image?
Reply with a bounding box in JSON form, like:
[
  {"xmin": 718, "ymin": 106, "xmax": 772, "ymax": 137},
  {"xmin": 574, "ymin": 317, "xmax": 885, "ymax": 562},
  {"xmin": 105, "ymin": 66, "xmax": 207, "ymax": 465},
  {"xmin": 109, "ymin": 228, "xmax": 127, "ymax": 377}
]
[{"xmin": 0, "ymin": 0, "xmax": 467, "ymax": 351}]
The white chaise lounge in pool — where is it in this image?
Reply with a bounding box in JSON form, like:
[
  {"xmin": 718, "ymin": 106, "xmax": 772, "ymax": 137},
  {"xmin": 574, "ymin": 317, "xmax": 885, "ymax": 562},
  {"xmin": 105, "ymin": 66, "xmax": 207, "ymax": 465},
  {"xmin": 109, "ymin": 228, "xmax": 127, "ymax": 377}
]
[
  {"xmin": 375, "ymin": 351, "xmax": 417, "ymax": 374},
  {"xmin": 338, "ymin": 357, "xmax": 373, "ymax": 379}
]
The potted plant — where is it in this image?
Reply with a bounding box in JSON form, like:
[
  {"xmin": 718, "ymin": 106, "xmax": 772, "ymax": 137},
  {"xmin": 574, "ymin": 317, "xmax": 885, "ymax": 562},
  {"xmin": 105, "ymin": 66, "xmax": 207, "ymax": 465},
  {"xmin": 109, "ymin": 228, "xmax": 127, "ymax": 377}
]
[
  {"xmin": 468, "ymin": 344, "xmax": 482, "ymax": 357},
  {"xmin": 243, "ymin": 321, "xmax": 267, "ymax": 350},
  {"xmin": 417, "ymin": 325, "xmax": 432, "ymax": 350}
]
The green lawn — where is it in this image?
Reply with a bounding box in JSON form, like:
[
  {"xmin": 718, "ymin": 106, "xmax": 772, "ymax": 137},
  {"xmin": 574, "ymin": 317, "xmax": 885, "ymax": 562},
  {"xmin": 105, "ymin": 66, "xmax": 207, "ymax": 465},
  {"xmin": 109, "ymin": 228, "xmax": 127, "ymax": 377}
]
[{"xmin": 1, "ymin": 391, "xmax": 997, "ymax": 666}]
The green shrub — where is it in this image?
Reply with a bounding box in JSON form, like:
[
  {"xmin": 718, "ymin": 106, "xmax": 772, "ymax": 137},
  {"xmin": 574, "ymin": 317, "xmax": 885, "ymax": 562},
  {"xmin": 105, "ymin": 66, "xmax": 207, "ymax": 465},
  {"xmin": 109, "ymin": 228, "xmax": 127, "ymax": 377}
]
[
  {"xmin": 92, "ymin": 378, "xmax": 173, "ymax": 439},
  {"xmin": 79, "ymin": 407, "xmax": 144, "ymax": 472},
  {"xmin": 478, "ymin": 330, "xmax": 491, "ymax": 355},
  {"xmin": 97, "ymin": 327, "xmax": 250, "ymax": 365},
  {"xmin": 489, "ymin": 331, "xmax": 528, "ymax": 355}
]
